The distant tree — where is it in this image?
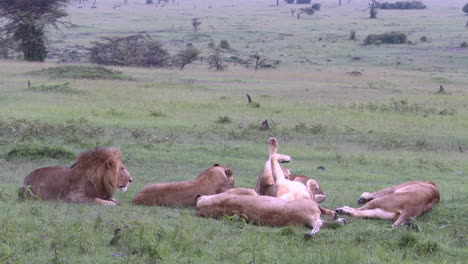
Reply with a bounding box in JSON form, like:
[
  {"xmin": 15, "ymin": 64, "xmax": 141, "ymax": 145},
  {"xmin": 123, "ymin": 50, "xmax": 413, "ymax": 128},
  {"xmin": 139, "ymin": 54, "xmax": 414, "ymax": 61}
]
[
  {"xmin": 312, "ymin": 3, "xmax": 321, "ymax": 11},
  {"xmin": 463, "ymin": 3, "xmax": 468, "ymax": 15},
  {"xmin": 89, "ymin": 33, "xmax": 171, "ymax": 67},
  {"xmin": 285, "ymin": 0, "xmax": 295, "ymax": 3},
  {"xmin": 369, "ymin": 0, "xmax": 378, "ymax": 19},
  {"xmin": 250, "ymin": 53, "xmax": 268, "ymax": 71},
  {"xmin": 296, "ymin": 0, "xmax": 311, "ymax": 4},
  {"xmin": 174, "ymin": 44, "xmax": 201, "ymax": 70},
  {"xmin": 207, "ymin": 48, "xmax": 227, "ymax": 71},
  {"xmin": 146, "ymin": 0, "xmax": 154, "ymax": 4},
  {"xmin": 192, "ymin": 18, "xmax": 202, "ymax": 32},
  {"xmin": 0, "ymin": 0, "xmax": 70, "ymax": 62}
]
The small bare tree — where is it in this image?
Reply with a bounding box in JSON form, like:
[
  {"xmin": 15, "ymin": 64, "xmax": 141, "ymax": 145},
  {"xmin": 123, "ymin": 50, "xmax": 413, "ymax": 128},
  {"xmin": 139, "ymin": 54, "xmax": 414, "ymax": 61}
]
[
  {"xmin": 250, "ymin": 53, "xmax": 268, "ymax": 71},
  {"xmin": 297, "ymin": 9, "xmax": 303, "ymax": 19},
  {"xmin": 192, "ymin": 18, "xmax": 202, "ymax": 32},
  {"xmin": 369, "ymin": 0, "xmax": 378, "ymax": 19},
  {"xmin": 208, "ymin": 48, "xmax": 226, "ymax": 71},
  {"xmin": 291, "ymin": 9, "xmax": 296, "ymax": 16}
]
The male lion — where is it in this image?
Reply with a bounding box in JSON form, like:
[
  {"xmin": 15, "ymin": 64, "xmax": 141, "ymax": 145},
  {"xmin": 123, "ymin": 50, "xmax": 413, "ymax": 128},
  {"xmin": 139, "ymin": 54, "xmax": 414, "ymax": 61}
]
[
  {"xmin": 19, "ymin": 147, "xmax": 133, "ymax": 206},
  {"xmin": 335, "ymin": 181, "xmax": 440, "ymax": 227},
  {"xmin": 132, "ymin": 164, "xmax": 234, "ymax": 207},
  {"xmin": 196, "ymin": 192, "xmax": 347, "ymax": 238}
]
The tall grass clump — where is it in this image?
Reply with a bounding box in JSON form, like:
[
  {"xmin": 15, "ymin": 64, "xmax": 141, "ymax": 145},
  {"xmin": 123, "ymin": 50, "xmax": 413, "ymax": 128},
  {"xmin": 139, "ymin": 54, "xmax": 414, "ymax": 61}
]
[
  {"xmin": 6, "ymin": 142, "xmax": 75, "ymax": 160},
  {"xmin": 30, "ymin": 65, "xmax": 134, "ymax": 80}
]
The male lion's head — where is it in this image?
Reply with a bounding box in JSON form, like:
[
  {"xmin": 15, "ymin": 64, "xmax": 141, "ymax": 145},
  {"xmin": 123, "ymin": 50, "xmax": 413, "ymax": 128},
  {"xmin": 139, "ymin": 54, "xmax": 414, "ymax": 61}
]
[{"xmin": 73, "ymin": 147, "xmax": 133, "ymax": 199}]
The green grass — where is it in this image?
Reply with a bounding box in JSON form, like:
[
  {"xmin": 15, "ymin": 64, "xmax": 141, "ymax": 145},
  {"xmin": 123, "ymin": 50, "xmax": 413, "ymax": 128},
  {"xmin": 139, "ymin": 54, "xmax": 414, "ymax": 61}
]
[{"xmin": 0, "ymin": 0, "xmax": 467, "ymax": 263}]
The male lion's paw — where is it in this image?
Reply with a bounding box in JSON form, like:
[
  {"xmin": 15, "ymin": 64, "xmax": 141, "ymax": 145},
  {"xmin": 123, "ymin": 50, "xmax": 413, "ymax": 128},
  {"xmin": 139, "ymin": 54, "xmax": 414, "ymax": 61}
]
[{"xmin": 303, "ymin": 233, "xmax": 315, "ymax": 240}]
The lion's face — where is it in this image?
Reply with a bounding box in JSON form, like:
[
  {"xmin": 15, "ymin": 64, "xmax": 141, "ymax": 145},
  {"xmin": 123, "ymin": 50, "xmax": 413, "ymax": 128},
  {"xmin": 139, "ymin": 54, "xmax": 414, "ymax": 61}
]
[{"xmin": 117, "ymin": 163, "xmax": 132, "ymax": 192}]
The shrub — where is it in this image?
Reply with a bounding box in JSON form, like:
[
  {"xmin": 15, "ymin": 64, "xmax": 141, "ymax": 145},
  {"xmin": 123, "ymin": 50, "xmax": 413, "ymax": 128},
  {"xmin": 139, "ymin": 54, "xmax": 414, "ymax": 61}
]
[
  {"xmin": 363, "ymin": 31, "xmax": 407, "ymax": 45},
  {"xmin": 378, "ymin": 1, "xmax": 426, "ymax": 9},
  {"xmin": 89, "ymin": 33, "xmax": 171, "ymax": 67},
  {"xmin": 6, "ymin": 143, "xmax": 75, "ymax": 160},
  {"xmin": 420, "ymin": 36, "xmax": 428, "ymax": 42},
  {"xmin": 464, "ymin": 3, "xmax": 468, "ymax": 15},
  {"xmin": 219, "ymin": 39, "xmax": 231, "ymax": 49},
  {"xmin": 461, "ymin": 42, "xmax": 468, "ymax": 48},
  {"xmin": 284, "ymin": 0, "xmax": 295, "ymax": 4},
  {"xmin": 311, "ymin": 3, "xmax": 321, "ymax": 11},
  {"xmin": 174, "ymin": 45, "xmax": 201, "ymax": 70},
  {"xmin": 216, "ymin": 115, "xmax": 232, "ymax": 124},
  {"xmin": 350, "ymin": 30, "xmax": 357, "ymax": 40},
  {"xmin": 296, "ymin": 0, "xmax": 311, "ymax": 4}
]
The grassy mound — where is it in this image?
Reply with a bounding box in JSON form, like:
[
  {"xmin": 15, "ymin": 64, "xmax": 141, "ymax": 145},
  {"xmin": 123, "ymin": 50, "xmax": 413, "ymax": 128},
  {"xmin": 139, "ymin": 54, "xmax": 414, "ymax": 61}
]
[
  {"xmin": 28, "ymin": 82, "xmax": 86, "ymax": 94},
  {"xmin": 30, "ymin": 65, "xmax": 134, "ymax": 80},
  {"xmin": 6, "ymin": 143, "xmax": 75, "ymax": 160}
]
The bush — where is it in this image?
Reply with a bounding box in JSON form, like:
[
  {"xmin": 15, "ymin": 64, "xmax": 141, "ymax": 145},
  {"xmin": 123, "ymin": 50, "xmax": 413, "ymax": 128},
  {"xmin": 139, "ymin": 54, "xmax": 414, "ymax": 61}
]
[
  {"xmin": 6, "ymin": 143, "xmax": 75, "ymax": 160},
  {"xmin": 350, "ymin": 30, "xmax": 357, "ymax": 40},
  {"xmin": 219, "ymin": 39, "xmax": 231, "ymax": 49},
  {"xmin": 378, "ymin": 1, "xmax": 426, "ymax": 9},
  {"xmin": 89, "ymin": 33, "xmax": 171, "ymax": 67},
  {"xmin": 461, "ymin": 42, "xmax": 468, "ymax": 48},
  {"xmin": 311, "ymin": 3, "xmax": 321, "ymax": 11},
  {"xmin": 363, "ymin": 31, "xmax": 407, "ymax": 45},
  {"xmin": 420, "ymin": 36, "xmax": 428, "ymax": 42},
  {"xmin": 296, "ymin": 0, "xmax": 311, "ymax": 4},
  {"xmin": 284, "ymin": 0, "xmax": 294, "ymax": 4},
  {"xmin": 216, "ymin": 115, "xmax": 232, "ymax": 124},
  {"xmin": 464, "ymin": 3, "xmax": 468, "ymax": 15}
]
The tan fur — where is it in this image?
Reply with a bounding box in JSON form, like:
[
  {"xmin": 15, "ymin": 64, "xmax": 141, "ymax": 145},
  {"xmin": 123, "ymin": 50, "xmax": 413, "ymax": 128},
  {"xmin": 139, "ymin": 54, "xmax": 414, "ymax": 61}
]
[
  {"xmin": 196, "ymin": 192, "xmax": 345, "ymax": 237},
  {"xmin": 132, "ymin": 164, "xmax": 234, "ymax": 207},
  {"xmin": 335, "ymin": 181, "xmax": 440, "ymax": 227},
  {"xmin": 268, "ymin": 137, "xmax": 313, "ymax": 201},
  {"xmin": 20, "ymin": 147, "xmax": 133, "ymax": 206},
  {"xmin": 289, "ymin": 175, "xmax": 326, "ymax": 203}
]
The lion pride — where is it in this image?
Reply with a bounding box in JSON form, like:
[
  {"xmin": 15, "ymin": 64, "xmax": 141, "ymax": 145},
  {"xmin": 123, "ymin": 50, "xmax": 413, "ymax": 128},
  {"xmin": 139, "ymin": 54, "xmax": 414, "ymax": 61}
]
[
  {"xmin": 19, "ymin": 147, "xmax": 133, "ymax": 206},
  {"xmin": 335, "ymin": 181, "xmax": 440, "ymax": 227},
  {"xmin": 132, "ymin": 164, "xmax": 234, "ymax": 207}
]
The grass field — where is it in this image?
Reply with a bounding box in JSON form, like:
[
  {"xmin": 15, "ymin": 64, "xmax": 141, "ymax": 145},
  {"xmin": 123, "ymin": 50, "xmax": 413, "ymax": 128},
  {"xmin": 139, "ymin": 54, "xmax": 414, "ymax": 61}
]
[{"xmin": 0, "ymin": 0, "xmax": 467, "ymax": 263}]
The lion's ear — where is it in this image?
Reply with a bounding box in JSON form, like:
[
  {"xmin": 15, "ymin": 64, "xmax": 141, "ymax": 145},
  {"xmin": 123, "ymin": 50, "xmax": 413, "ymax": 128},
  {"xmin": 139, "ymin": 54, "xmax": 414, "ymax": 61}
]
[
  {"xmin": 225, "ymin": 168, "xmax": 233, "ymax": 178},
  {"xmin": 105, "ymin": 158, "xmax": 117, "ymax": 170}
]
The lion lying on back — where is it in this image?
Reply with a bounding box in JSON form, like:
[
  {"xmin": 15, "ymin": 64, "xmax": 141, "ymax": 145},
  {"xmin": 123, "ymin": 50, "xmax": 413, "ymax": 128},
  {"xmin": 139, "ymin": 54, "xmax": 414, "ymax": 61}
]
[
  {"xmin": 132, "ymin": 164, "xmax": 234, "ymax": 207},
  {"xmin": 19, "ymin": 147, "xmax": 133, "ymax": 206},
  {"xmin": 255, "ymin": 137, "xmax": 326, "ymax": 203},
  {"xmin": 335, "ymin": 181, "xmax": 440, "ymax": 227}
]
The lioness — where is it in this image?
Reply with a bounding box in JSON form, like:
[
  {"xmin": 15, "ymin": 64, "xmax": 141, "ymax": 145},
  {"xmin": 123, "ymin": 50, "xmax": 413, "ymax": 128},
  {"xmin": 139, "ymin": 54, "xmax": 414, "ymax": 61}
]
[
  {"xmin": 20, "ymin": 147, "xmax": 133, "ymax": 206},
  {"xmin": 335, "ymin": 181, "xmax": 440, "ymax": 227},
  {"xmin": 196, "ymin": 192, "xmax": 346, "ymax": 238},
  {"xmin": 132, "ymin": 164, "xmax": 234, "ymax": 207}
]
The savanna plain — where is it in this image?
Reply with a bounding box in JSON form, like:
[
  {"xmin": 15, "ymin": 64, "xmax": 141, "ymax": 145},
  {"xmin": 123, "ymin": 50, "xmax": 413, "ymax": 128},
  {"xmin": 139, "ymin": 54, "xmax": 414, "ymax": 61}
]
[{"xmin": 0, "ymin": 0, "xmax": 467, "ymax": 263}]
